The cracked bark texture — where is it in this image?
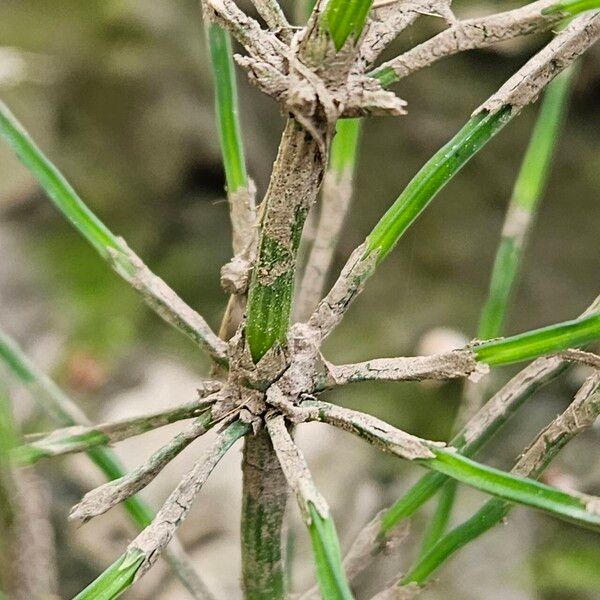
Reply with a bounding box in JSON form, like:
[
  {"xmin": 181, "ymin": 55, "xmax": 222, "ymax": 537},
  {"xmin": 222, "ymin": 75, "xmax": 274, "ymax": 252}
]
[
  {"xmin": 316, "ymin": 350, "xmax": 483, "ymax": 390},
  {"xmin": 70, "ymin": 410, "xmax": 215, "ymax": 523},
  {"xmin": 373, "ymin": 0, "xmax": 565, "ymax": 83},
  {"xmin": 129, "ymin": 421, "xmax": 248, "ymax": 580}
]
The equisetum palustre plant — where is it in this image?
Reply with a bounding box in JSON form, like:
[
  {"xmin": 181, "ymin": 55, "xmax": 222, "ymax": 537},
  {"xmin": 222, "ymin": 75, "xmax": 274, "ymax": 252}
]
[{"xmin": 1, "ymin": 0, "xmax": 600, "ymax": 598}]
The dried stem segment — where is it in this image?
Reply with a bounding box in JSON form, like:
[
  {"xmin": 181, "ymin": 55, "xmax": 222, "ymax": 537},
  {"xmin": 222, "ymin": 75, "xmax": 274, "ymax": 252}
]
[
  {"xmin": 0, "ymin": 103, "xmax": 227, "ymax": 364},
  {"xmin": 16, "ymin": 389, "xmax": 220, "ymax": 465},
  {"xmin": 241, "ymin": 430, "xmax": 290, "ymax": 600},
  {"xmin": 267, "ymin": 415, "xmax": 354, "ymax": 599},
  {"xmin": 358, "ymin": 293, "xmax": 599, "ymax": 547},
  {"xmin": 129, "ymin": 420, "xmax": 249, "ymax": 581},
  {"xmin": 250, "ymin": 0, "xmax": 292, "ymax": 35},
  {"xmin": 372, "ymin": 0, "xmax": 565, "ymax": 86},
  {"xmin": 70, "ymin": 410, "xmax": 216, "ymax": 523},
  {"xmin": 304, "ymin": 400, "xmax": 600, "ymax": 530},
  {"xmin": 0, "ymin": 330, "xmax": 212, "ymax": 597},
  {"xmin": 316, "ymin": 350, "xmax": 482, "ymax": 390},
  {"xmin": 401, "ymin": 373, "xmax": 600, "ymax": 587},
  {"xmin": 477, "ymin": 11, "xmax": 600, "ymax": 113}
]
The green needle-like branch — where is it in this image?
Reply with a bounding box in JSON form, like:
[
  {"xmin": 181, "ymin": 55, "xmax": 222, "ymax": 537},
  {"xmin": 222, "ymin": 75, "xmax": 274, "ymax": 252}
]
[
  {"xmin": 296, "ymin": 118, "xmax": 362, "ymax": 321},
  {"xmin": 70, "ymin": 408, "xmax": 217, "ymax": 523},
  {"xmin": 302, "ymin": 400, "xmax": 600, "ymax": 531},
  {"xmin": 401, "ymin": 373, "xmax": 600, "ymax": 588},
  {"xmin": 478, "ymin": 66, "xmax": 576, "ymax": 339},
  {"xmin": 0, "ymin": 330, "xmax": 213, "ymax": 598},
  {"xmin": 267, "ymin": 414, "xmax": 354, "ymax": 599},
  {"xmin": 340, "ymin": 295, "xmax": 599, "ymax": 558},
  {"xmin": 74, "ymin": 420, "xmax": 249, "ymax": 600},
  {"xmin": 419, "ymin": 64, "xmax": 576, "ymax": 557},
  {"xmin": 311, "ymin": 13, "xmax": 598, "ymax": 341},
  {"xmin": 370, "ymin": 0, "xmax": 566, "ymax": 86},
  {"xmin": 0, "ymin": 102, "xmax": 227, "ymax": 364},
  {"xmin": 14, "ymin": 389, "xmax": 220, "ymax": 465}
]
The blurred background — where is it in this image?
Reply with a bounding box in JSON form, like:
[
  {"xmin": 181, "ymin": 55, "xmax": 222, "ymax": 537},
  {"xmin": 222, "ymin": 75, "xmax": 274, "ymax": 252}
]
[{"xmin": 0, "ymin": 0, "xmax": 599, "ymax": 598}]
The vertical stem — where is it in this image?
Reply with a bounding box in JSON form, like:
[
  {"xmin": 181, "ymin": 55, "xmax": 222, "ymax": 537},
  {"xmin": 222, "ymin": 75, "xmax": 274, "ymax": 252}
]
[
  {"xmin": 241, "ymin": 430, "xmax": 289, "ymax": 600},
  {"xmin": 242, "ymin": 117, "xmax": 326, "ymax": 598},
  {"xmin": 245, "ymin": 119, "xmax": 326, "ymax": 361}
]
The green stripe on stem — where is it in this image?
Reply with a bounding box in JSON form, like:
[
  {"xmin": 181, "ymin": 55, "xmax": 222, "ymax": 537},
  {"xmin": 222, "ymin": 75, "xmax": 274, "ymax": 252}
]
[
  {"xmin": 329, "ymin": 119, "xmax": 361, "ymax": 176},
  {"xmin": 0, "ymin": 101, "xmax": 126, "ymax": 268},
  {"xmin": 323, "ymin": 0, "xmax": 374, "ymax": 50},
  {"xmin": 542, "ymin": 0, "xmax": 600, "ymax": 15},
  {"xmin": 72, "ymin": 549, "xmax": 145, "ymax": 600}
]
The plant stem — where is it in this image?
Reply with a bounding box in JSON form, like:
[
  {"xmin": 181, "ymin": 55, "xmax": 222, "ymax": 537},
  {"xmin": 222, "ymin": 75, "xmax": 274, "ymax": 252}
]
[
  {"xmin": 296, "ymin": 118, "xmax": 361, "ymax": 321},
  {"xmin": 241, "ymin": 431, "xmax": 289, "ymax": 600},
  {"xmin": 246, "ymin": 119, "xmax": 326, "ymax": 361},
  {"xmin": 403, "ymin": 375, "xmax": 600, "ymax": 585},
  {"xmin": 0, "ymin": 101, "xmax": 227, "ymax": 363},
  {"xmin": 478, "ymin": 67, "xmax": 575, "ymax": 339},
  {"xmin": 208, "ymin": 23, "xmax": 248, "ymax": 193}
]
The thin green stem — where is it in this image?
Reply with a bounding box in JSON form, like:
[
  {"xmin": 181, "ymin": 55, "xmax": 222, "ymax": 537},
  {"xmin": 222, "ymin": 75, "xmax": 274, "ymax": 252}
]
[
  {"xmin": 478, "ymin": 67, "xmax": 575, "ymax": 339},
  {"xmin": 14, "ymin": 402, "xmax": 214, "ymax": 466},
  {"xmin": 365, "ymin": 108, "xmax": 514, "ymax": 264},
  {"xmin": 542, "ymin": 0, "xmax": 600, "ymax": 16},
  {"xmin": 308, "ymin": 504, "xmax": 355, "ymax": 600},
  {"xmin": 72, "ymin": 549, "xmax": 145, "ymax": 600},
  {"xmin": 323, "ymin": 0, "xmax": 374, "ymax": 50},
  {"xmin": 0, "ymin": 102, "xmax": 226, "ymax": 362},
  {"xmin": 473, "ymin": 312, "xmax": 600, "ymax": 366},
  {"xmin": 241, "ymin": 431, "xmax": 288, "ymax": 600},
  {"xmin": 73, "ymin": 420, "xmax": 248, "ymax": 600},
  {"xmin": 403, "ymin": 380, "xmax": 600, "ymax": 585},
  {"xmin": 420, "ymin": 67, "xmax": 576, "ymax": 556},
  {"xmin": 207, "ymin": 23, "xmax": 248, "ymax": 193}
]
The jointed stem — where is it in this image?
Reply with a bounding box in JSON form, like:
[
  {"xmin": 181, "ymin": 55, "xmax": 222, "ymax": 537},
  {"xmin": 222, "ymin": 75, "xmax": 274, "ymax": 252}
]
[{"xmin": 246, "ymin": 119, "xmax": 326, "ymax": 361}]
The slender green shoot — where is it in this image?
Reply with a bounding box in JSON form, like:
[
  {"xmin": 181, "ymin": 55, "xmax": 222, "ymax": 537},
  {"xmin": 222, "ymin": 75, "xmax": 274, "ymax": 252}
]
[
  {"xmin": 308, "ymin": 503, "xmax": 355, "ymax": 600},
  {"xmin": 478, "ymin": 68, "xmax": 575, "ymax": 339},
  {"xmin": 419, "ymin": 68, "xmax": 576, "ymax": 557},
  {"xmin": 404, "ymin": 383, "xmax": 600, "ymax": 585},
  {"xmin": 473, "ymin": 312, "xmax": 600, "ymax": 366},
  {"xmin": 329, "ymin": 118, "xmax": 361, "ymax": 177},
  {"xmin": 365, "ymin": 107, "xmax": 514, "ymax": 265},
  {"xmin": 0, "ymin": 330, "xmax": 194, "ymax": 577},
  {"xmin": 207, "ymin": 24, "xmax": 248, "ymax": 192},
  {"xmin": 323, "ymin": 0, "xmax": 374, "ymax": 50},
  {"xmin": 422, "ymin": 448, "xmax": 600, "ymax": 532},
  {"xmin": 0, "ymin": 101, "xmax": 127, "ymax": 269},
  {"xmin": 72, "ymin": 549, "xmax": 145, "ymax": 600},
  {"xmin": 542, "ymin": 0, "xmax": 600, "ymax": 15},
  {"xmin": 0, "ymin": 102, "xmax": 227, "ymax": 361}
]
